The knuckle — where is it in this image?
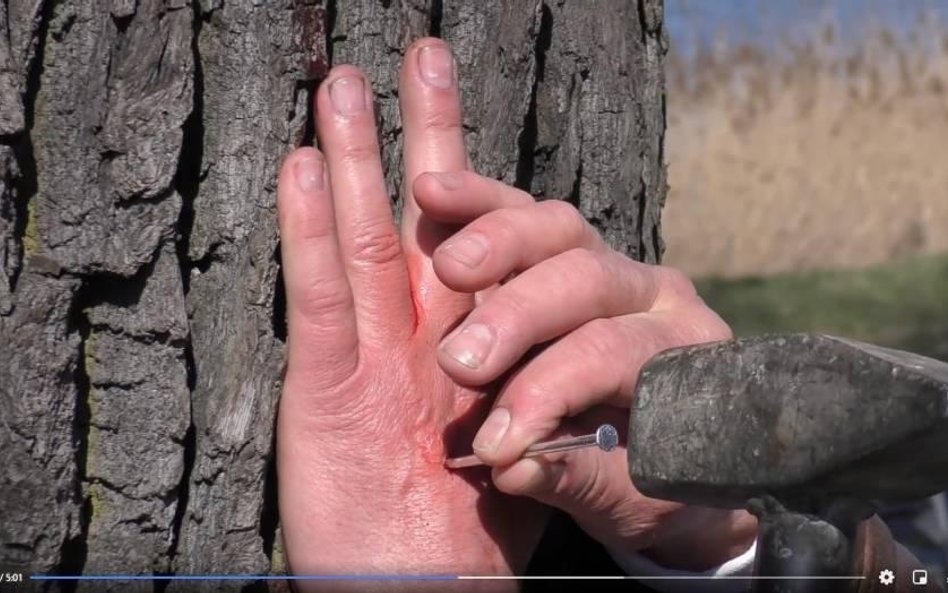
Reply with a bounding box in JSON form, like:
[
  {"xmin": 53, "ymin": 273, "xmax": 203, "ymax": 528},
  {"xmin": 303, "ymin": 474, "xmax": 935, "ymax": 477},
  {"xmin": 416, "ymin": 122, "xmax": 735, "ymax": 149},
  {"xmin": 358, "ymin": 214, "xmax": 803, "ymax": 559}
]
[
  {"xmin": 282, "ymin": 209, "xmax": 333, "ymax": 243},
  {"xmin": 563, "ymin": 249, "xmax": 614, "ymax": 312},
  {"xmin": 563, "ymin": 248, "xmax": 609, "ymax": 286},
  {"xmin": 541, "ymin": 200, "xmax": 589, "ymax": 244},
  {"xmin": 277, "ymin": 186, "xmax": 334, "ymax": 243},
  {"xmin": 681, "ymin": 306, "xmax": 733, "ymax": 344},
  {"xmin": 657, "ymin": 266, "xmax": 699, "ymax": 301},
  {"xmin": 475, "ymin": 302, "xmax": 522, "ymax": 348},
  {"xmin": 517, "ymin": 379, "xmax": 551, "ymax": 406},
  {"xmin": 296, "ymin": 277, "xmax": 354, "ymax": 321},
  {"xmin": 506, "ymin": 378, "xmax": 569, "ymax": 426},
  {"xmin": 475, "ymin": 209, "xmax": 518, "ymax": 245},
  {"xmin": 348, "ymin": 220, "xmax": 403, "ymax": 266},
  {"xmin": 421, "ymin": 107, "xmax": 463, "ymax": 134},
  {"xmin": 338, "ymin": 140, "xmax": 381, "ymax": 167}
]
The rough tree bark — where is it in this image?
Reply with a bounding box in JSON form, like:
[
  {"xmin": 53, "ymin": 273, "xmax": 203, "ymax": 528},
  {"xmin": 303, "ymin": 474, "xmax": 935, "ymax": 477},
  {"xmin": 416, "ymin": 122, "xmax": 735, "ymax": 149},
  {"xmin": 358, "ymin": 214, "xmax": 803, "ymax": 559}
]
[{"xmin": 0, "ymin": 0, "xmax": 667, "ymax": 588}]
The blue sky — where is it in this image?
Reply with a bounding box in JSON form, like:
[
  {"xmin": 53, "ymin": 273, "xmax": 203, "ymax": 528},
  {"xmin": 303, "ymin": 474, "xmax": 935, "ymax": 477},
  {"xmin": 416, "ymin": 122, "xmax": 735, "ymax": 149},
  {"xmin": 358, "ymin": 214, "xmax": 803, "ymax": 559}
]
[{"xmin": 666, "ymin": 0, "xmax": 948, "ymax": 56}]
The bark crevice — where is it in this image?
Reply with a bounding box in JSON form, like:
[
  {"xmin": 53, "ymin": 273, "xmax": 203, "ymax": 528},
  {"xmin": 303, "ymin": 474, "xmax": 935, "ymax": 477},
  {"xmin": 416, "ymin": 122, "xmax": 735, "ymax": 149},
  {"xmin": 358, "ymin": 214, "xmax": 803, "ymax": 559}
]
[
  {"xmin": 651, "ymin": 86, "xmax": 668, "ymax": 262},
  {"xmin": 634, "ymin": 0, "xmax": 667, "ymax": 264},
  {"xmin": 174, "ymin": 5, "xmax": 205, "ymax": 294},
  {"xmin": 326, "ymin": 0, "xmax": 338, "ymax": 65},
  {"xmin": 161, "ymin": 1, "xmax": 204, "ymax": 582},
  {"xmin": 567, "ymin": 160, "xmax": 583, "ymax": 208},
  {"xmin": 7, "ymin": 0, "xmax": 54, "ymax": 301},
  {"xmin": 515, "ymin": 1, "xmax": 552, "ymax": 195},
  {"xmin": 55, "ymin": 284, "xmax": 94, "ymax": 591},
  {"xmin": 271, "ymin": 243, "xmax": 287, "ymax": 343},
  {"xmin": 258, "ymin": 430, "xmax": 280, "ymax": 568},
  {"xmin": 636, "ymin": 0, "xmax": 650, "ymax": 44},
  {"xmin": 428, "ymin": 0, "xmax": 443, "ymax": 38}
]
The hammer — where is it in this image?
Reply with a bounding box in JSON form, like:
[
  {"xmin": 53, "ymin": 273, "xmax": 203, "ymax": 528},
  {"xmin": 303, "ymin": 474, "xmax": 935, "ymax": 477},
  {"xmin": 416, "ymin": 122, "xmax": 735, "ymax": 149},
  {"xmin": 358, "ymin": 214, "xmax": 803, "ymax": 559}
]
[{"xmin": 628, "ymin": 334, "xmax": 948, "ymax": 592}]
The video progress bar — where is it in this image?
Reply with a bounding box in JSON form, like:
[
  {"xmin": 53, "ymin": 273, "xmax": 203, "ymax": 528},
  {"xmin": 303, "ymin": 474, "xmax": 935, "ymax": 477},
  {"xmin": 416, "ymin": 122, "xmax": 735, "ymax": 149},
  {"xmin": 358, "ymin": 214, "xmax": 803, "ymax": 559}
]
[{"xmin": 31, "ymin": 575, "xmax": 868, "ymax": 582}]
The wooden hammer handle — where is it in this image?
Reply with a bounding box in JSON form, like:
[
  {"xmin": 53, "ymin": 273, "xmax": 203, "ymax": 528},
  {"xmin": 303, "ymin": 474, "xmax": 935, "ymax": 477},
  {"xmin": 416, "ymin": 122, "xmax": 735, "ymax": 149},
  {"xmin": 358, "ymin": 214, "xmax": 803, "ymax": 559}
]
[{"xmin": 852, "ymin": 515, "xmax": 944, "ymax": 593}]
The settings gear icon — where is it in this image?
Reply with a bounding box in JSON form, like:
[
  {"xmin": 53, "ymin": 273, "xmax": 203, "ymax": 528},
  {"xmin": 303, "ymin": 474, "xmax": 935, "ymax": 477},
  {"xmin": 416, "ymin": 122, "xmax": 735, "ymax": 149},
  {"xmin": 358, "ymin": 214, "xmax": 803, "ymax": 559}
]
[{"xmin": 879, "ymin": 569, "xmax": 895, "ymax": 586}]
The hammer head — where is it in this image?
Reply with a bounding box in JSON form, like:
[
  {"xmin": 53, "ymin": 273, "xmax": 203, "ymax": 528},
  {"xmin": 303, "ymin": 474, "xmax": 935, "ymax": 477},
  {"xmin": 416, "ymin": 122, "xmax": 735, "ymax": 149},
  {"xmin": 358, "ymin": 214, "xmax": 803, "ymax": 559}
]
[{"xmin": 628, "ymin": 334, "xmax": 948, "ymax": 509}]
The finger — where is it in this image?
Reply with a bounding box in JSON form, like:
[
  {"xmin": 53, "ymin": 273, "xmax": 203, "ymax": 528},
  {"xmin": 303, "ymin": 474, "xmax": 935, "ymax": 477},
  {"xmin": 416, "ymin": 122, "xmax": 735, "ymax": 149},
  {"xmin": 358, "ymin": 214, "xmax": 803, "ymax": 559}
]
[
  {"xmin": 316, "ymin": 66, "xmax": 413, "ymax": 342},
  {"xmin": 470, "ymin": 307, "xmax": 732, "ymax": 466},
  {"xmin": 412, "ymin": 170, "xmax": 534, "ymax": 223},
  {"xmin": 276, "ymin": 147, "xmax": 359, "ymax": 388},
  {"xmin": 398, "ymin": 38, "xmax": 472, "ymax": 329},
  {"xmin": 432, "ymin": 200, "xmax": 608, "ymax": 293},
  {"xmin": 437, "ymin": 249, "xmax": 684, "ymax": 384}
]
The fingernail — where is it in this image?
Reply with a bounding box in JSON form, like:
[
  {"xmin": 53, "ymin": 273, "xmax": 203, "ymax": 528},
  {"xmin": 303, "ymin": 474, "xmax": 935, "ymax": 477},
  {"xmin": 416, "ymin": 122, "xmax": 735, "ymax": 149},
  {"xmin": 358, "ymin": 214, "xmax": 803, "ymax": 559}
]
[
  {"xmin": 473, "ymin": 407, "xmax": 510, "ymax": 455},
  {"xmin": 418, "ymin": 45, "xmax": 455, "ymax": 89},
  {"xmin": 329, "ymin": 76, "xmax": 366, "ymax": 116},
  {"xmin": 429, "ymin": 171, "xmax": 461, "ymax": 190},
  {"xmin": 440, "ymin": 323, "xmax": 495, "ymax": 369},
  {"xmin": 294, "ymin": 156, "xmax": 324, "ymax": 193},
  {"xmin": 439, "ymin": 234, "xmax": 488, "ymax": 268}
]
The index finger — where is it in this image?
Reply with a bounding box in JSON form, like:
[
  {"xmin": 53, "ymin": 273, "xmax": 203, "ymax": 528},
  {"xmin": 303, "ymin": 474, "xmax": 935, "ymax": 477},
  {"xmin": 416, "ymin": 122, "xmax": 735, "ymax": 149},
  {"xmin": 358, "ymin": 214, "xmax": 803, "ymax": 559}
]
[{"xmin": 412, "ymin": 170, "xmax": 535, "ymax": 224}]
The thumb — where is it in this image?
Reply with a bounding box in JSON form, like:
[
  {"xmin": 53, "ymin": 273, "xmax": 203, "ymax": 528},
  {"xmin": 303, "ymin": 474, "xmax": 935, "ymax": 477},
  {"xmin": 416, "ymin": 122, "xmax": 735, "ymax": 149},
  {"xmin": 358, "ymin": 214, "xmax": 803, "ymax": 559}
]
[
  {"xmin": 493, "ymin": 445, "xmax": 759, "ymax": 571},
  {"xmin": 491, "ymin": 441, "xmax": 663, "ymax": 548},
  {"xmin": 492, "ymin": 448, "xmax": 706, "ymax": 556}
]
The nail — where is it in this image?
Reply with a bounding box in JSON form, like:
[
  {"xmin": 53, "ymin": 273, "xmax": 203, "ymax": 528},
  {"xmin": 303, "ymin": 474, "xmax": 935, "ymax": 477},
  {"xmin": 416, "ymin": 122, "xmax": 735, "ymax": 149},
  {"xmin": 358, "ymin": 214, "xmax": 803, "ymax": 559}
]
[
  {"xmin": 429, "ymin": 171, "xmax": 461, "ymax": 190},
  {"xmin": 439, "ymin": 234, "xmax": 488, "ymax": 268},
  {"xmin": 473, "ymin": 407, "xmax": 510, "ymax": 455},
  {"xmin": 329, "ymin": 76, "xmax": 366, "ymax": 116},
  {"xmin": 445, "ymin": 424, "xmax": 618, "ymax": 469},
  {"xmin": 418, "ymin": 45, "xmax": 455, "ymax": 89},
  {"xmin": 440, "ymin": 323, "xmax": 495, "ymax": 369},
  {"xmin": 294, "ymin": 156, "xmax": 324, "ymax": 193}
]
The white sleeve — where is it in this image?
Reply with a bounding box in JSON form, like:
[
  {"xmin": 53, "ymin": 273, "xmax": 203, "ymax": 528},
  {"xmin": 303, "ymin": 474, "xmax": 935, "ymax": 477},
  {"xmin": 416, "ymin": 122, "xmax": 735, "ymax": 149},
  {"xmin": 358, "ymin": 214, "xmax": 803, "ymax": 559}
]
[{"xmin": 607, "ymin": 541, "xmax": 757, "ymax": 593}]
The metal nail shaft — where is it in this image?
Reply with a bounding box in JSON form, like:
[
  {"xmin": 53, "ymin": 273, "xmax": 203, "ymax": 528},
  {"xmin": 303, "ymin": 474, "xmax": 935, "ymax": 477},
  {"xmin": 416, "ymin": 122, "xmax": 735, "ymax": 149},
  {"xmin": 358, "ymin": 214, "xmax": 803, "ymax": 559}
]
[{"xmin": 444, "ymin": 424, "xmax": 619, "ymax": 469}]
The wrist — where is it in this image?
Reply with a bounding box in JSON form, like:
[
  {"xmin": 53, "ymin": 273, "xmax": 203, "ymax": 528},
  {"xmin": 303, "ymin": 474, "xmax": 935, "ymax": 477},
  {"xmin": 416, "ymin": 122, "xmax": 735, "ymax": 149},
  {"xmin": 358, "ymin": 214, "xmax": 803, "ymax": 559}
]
[{"xmin": 281, "ymin": 492, "xmax": 521, "ymax": 593}]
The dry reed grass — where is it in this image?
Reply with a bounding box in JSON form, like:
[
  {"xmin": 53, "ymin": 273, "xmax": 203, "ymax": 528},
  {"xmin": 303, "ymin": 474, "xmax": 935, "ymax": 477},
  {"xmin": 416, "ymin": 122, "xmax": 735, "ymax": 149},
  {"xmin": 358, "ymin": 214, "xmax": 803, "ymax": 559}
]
[{"xmin": 662, "ymin": 19, "xmax": 948, "ymax": 278}]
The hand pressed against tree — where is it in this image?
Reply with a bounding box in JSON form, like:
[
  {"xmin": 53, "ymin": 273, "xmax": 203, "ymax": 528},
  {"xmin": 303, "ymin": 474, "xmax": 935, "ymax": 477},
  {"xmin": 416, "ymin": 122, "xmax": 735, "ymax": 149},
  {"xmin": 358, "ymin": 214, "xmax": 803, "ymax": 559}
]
[
  {"xmin": 277, "ymin": 38, "xmax": 755, "ymax": 588},
  {"xmin": 276, "ymin": 40, "xmax": 546, "ymax": 587}
]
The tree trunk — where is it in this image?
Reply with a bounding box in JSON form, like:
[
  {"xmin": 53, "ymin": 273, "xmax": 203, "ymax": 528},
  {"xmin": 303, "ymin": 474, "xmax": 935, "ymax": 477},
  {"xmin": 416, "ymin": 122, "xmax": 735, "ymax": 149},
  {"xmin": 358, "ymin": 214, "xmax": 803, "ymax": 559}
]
[{"xmin": 0, "ymin": 0, "xmax": 667, "ymax": 587}]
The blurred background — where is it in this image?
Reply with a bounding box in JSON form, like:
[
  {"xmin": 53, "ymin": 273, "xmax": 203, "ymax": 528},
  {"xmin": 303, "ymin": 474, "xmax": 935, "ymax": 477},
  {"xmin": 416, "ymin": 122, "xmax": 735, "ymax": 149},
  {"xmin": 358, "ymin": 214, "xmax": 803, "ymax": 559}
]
[{"xmin": 663, "ymin": 0, "xmax": 948, "ymax": 581}]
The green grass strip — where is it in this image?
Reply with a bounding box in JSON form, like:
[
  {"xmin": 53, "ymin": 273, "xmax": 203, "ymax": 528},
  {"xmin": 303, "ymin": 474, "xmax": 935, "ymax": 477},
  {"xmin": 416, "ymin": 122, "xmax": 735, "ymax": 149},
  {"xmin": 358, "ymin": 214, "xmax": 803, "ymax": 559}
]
[{"xmin": 696, "ymin": 252, "xmax": 948, "ymax": 361}]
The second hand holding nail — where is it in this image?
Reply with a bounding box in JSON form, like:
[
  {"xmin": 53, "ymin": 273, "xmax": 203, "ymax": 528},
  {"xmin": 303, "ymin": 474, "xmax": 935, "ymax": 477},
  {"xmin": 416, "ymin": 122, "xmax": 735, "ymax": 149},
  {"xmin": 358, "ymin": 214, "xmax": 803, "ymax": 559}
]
[{"xmin": 444, "ymin": 424, "xmax": 619, "ymax": 469}]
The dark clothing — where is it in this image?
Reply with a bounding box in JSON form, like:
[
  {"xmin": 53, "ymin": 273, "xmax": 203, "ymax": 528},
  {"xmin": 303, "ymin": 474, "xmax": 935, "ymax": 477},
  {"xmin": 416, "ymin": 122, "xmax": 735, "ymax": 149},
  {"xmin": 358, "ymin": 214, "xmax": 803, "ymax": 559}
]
[{"xmin": 525, "ymin": 511, "xmax": 659, "ymax": 593}]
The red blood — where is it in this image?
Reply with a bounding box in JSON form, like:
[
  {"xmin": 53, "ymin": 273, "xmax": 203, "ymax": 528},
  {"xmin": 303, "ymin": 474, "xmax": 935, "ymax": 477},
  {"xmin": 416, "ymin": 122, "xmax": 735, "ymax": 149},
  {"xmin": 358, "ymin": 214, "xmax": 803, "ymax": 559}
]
[{"xmin": 406, "ymin": 252, "xmax": 426, "ymax": 333}]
